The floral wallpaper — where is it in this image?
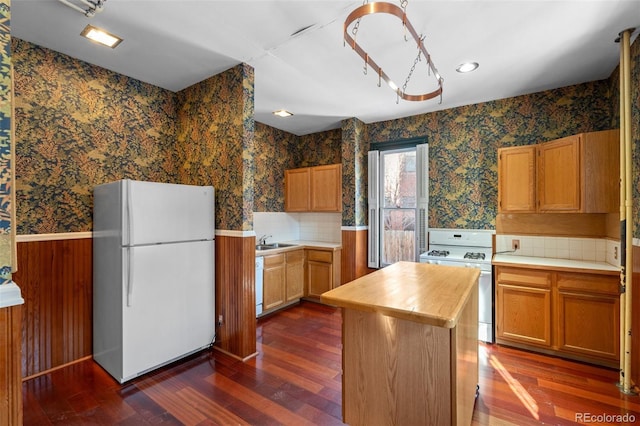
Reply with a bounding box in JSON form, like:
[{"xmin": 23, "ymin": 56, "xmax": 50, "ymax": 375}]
[
  {"xmin": 0, "ymin": 0, "xmax": 11, "ymax": 283},
  {"xmin": 13, "ymin": 38, "xmax": 178, "ymax": 234},
  {"xmin": 341, "ymin": 117, "xmax": 368, "ymax": 227},
  {"xmin": 9, "ymin": 33, "xmax": 640, "ymax": 238},
  {"xmin": 176, "ymin": 64, "xmax": 255, "ymax": 231},
  {"xmin": 365, "ymin": 80, "xmax": 614, "ymax": 230},
  {"xmin": 298, "ymin": 129, "xmax": 341, "ymax": 166},
  {"xmin": 254, "ymin": 123, "xmax": 299, "ymax": 212}
]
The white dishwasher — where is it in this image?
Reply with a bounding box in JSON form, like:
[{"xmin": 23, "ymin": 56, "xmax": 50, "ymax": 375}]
[{"xmin": 255, "ymin": 256, "xmax": 264, "ymax": 317}]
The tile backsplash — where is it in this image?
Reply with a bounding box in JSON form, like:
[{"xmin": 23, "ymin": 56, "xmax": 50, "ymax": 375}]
[
  {"xmin": 253, "ymin": 212, "xmax": 341, "ymax": 244},
  {"xmin": 496, "ymin": 234, "xmax": 620, "ymax": 266}
]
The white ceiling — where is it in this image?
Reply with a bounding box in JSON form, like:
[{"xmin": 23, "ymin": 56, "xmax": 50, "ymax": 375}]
[{"xmin": 11, "ymin": 0, "xmax": 640, "ymax": 136}]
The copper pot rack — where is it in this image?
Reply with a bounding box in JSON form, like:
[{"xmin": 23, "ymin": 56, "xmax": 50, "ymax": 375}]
[{"xmin": 344, "ymin": 1, "xmax": 443, "ymax": 102}]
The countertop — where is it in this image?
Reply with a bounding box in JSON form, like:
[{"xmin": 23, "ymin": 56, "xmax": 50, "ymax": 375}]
[
  {"xmin": 320, "ymin": 261, "xmax": 479, "ymax": 328},
  {"xmin": 255, "ymin": 240, "xmax": 341, "ymax": 256},
  {"xmin": 492, "ymin": 254, "xmax": 620, "ymax": 274}
]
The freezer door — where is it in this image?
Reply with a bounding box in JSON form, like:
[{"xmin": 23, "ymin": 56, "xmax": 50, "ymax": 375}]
[
  {"xmin": 121, "ymin": 240, "xmax": 215, "ymax": 382},
  {"xmin": 123, "ymin": 180, "xmax": 214, "ymax": 246}
]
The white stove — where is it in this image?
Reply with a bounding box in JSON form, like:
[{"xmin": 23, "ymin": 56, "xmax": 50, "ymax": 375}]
[{"xmin": 419, "ymin": 229, "xmax": 494, "ymax": 343}]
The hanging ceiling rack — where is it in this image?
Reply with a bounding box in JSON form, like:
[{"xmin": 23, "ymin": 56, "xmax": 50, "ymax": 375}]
[
  {"xmin": 58, "ymin": 0, "xmax": 106, "ymax": 18},
  {"xmin": 344, "ymin": 1, "xmax": 443, "ymax": 102}
]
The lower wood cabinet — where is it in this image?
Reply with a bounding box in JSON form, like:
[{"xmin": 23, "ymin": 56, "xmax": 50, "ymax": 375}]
[
  {"xmin": 263, "ymin": 249, "xmax": 307, "ymax": 314},
  {"xmin": 261, "ymin": 247, "xmax": 341, "ymax": 315},
  {"xmin": 497, "ymin": 267, "xmax": 552, "ymax": 347},
  {"xmin": 285, "ymin": 250, "xmax": 305, "ymax": 301},
  {"xmin": 306, "ymin": 248, "xmax": 341, "ymax": 298},
  {"xmin": 263, "ymin": 253, "xmax": 286, "ymax": 311},
  {"xmin": 556, "ymin": 272, "xmax": 619, "ymax": 361},
  {"xmin": 495, "ymin": 265, "xmax": 619, "ymax": 367},
  {"xmin": 498, "ymin": 284, "xmax": 551, "ymax": 347}
]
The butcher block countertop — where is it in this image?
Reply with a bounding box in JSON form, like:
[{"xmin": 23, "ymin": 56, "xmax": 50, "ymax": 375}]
[{"xmin": 321, "ymin": 261, "xmax": 480, "ymax": 328}]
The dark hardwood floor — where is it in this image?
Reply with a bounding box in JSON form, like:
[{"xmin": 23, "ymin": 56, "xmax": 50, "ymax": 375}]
[{"xmin": 22, "ymin": 301, "xmax": 640, "ymax": 425}]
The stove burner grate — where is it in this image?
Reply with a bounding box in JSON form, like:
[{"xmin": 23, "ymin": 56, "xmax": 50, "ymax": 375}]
[
  {"xmin": 464, "ymin": 252, "xmax": 486, "ymax": 260},
  {"xmin": 427, "ymin": 250, "xmax": 450, "ymax": 257}
]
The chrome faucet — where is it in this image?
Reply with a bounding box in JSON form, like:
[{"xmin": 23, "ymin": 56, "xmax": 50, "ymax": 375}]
[{"xmin": 258, "ymin": 234, "xmax": 272, "ymax": 245}]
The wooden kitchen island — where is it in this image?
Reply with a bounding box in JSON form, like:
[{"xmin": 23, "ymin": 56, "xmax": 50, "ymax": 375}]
[{"xmin": 321, "ymin": 261, "xmax": 479, "ymax": 426}]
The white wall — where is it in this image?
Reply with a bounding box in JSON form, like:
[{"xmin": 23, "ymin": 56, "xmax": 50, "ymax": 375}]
[{"xmin": 253, "ymin": 212, "xmax": 341, "ymax": 244}]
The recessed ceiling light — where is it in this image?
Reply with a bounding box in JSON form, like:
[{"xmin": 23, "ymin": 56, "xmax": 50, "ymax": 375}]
[
  {"xmin": 456, "ymin": 62, "xmax": 479, "ymax": 73},
  {"xmin": 273, "ymin": 110, "xmax": 293, "ymax": 118},
  {"xmin": 80, "ymin": 24, "xmax": 123, "ymax": 48}
]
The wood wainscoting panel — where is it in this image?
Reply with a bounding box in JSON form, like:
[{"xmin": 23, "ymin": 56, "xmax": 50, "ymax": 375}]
[
  {"xmin": 341, "ymin": 229, "xmax": 373, "ymax": 284},
  {"xmin": 0, "ymin": 304, "xmax": 23, "ymax": 425},
  {"xmin": 214, "ymin": 235, "xmax": 257, "ymax": 360},
  {"xmin": 13, "ymin": 238, "xmax": 92, "ymax": 378}
]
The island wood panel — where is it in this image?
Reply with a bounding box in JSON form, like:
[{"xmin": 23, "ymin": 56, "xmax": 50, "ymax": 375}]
[
  {"xmin": 342, "ymin": 308, "xmax": 452, "ymax": 426},
  {"xmin": 325, "ymin": 263, "xmax": 479, "ymax": 426},
  {"xmin": 214, "ymin": 235, "xmax": 257, "ymax": 360},
  {"xmin": 454, "ymin": 280, "xmax": 478, "ymax": 425},
  {"xmin": 0, "ymin": 304, "xmax": 22, "ymax": 425},
  {"xmin": 12, "ymin": 238, "xmax": 92, "ymax": 378},
  {"xmin": 341, "ymin": 284, "xmax": 478, "ymax": 426}
]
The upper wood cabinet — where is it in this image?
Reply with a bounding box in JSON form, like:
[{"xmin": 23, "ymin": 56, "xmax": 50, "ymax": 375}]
[
  {"xmin": 537, "ymin": 135, "xmax": 581, "ymax": 212},
  {"xmin": 310, "ymin": 164, "xmax": 342, "ymax": 211},
  {"xmin": 285, "ymin": 164, "xmax": 342, "ymax": 212},
  {"xmin": 284, "ymin": 168, "xmax": 311, "ymax": 211},
  {"xmin": 498, "ymin": 145, "xmax": 536, "ymax": 213},
  {"xmin": 498, "ymin": 129, "xmax": 619, "ymax": 213}
]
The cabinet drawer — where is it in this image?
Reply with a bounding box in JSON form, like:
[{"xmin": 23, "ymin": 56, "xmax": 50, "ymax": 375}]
[
  {"xmin": 556, "ymin": 272, "xmax": 619, "ymax": 295},
  {"xmin": 496, "ymin": 267, "xmax": 551, "ymax": 288},
  {"xmin": 307, "ymin": 250, "xmax": 332, "ymax": 263},
  {"xmin": 264, "ymin": 253, "xmax": 285, "ymax": 267},
  {"xmin": 286, "ymin": 249, "xmax": 305, "ymax": 263}
]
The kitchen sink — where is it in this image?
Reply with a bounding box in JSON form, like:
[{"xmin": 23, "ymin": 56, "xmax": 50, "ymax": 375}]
[{"xmin": 255, "ymin": 243, "xmax": 297, "ymax": 250}]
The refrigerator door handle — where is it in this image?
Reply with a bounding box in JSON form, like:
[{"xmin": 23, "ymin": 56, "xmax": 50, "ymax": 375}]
[
  {"xmin": 126, "ymin": 247, "xmax": 134, "ymax": 307},
  {"xmin": 126, "ymin": 179, "xmax": 133, "ymax": 246}
]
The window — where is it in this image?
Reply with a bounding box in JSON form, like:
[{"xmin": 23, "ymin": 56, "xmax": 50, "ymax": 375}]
[{"xmin": 368, "ymin": 143, "xmax": 428, "ymax": 268}]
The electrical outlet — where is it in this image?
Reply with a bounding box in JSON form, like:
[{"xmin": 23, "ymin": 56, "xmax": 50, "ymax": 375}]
[
  {"xmin": 512, "ymin": 239, "xmax": 520, "ymax": 250},
  {"xmin": 218, "ymin": 315, "xmax": 223, "ymax": 326}
]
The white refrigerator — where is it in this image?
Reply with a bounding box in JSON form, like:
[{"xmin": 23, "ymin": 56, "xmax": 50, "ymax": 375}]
[{"xmin": 93, "ymin": 179, "xmax": 215, "ymax": 383}]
